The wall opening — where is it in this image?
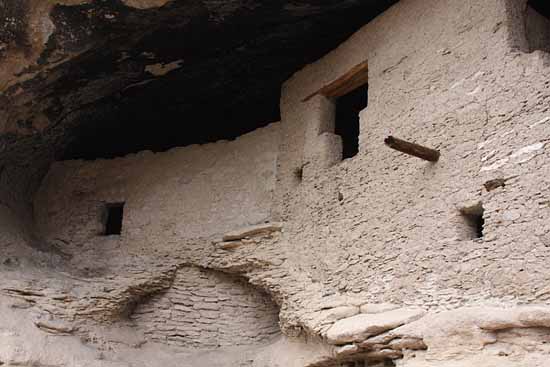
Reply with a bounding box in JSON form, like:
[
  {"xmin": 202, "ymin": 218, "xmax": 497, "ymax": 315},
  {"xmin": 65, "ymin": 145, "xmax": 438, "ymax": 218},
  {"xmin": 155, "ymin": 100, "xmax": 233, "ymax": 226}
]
[
  {"xmin": 293, "ymin": 165, "xmax": 304, "ymax": 185},
  {"xmin": 526, "ymin": 0, "xmax": 550, "ymax": 53},
  {"xmin": 459, "ymin": 203, "xmax": 484, "ymax": 240},
  {"xmin": 104, "ymin": 203, "xmax": 124, "ymax": 235},
  {"xmin": 334, "ymin": 85, "xmax": 367, "ymax": 160}
]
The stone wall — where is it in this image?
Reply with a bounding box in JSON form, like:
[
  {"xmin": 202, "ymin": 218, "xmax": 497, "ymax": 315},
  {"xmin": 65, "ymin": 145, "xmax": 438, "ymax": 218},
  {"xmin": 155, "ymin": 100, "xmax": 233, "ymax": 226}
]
[
  {"xmin": 33, "ymin": 123, "xmax": 280, "ymax": 250},
  {"xmin": 132, "ymin": 266, "xmax": 280, "ymax": 348},
  {"xmin": 277, "ymin": 0, "xmax": 550, "ymax": 310}
]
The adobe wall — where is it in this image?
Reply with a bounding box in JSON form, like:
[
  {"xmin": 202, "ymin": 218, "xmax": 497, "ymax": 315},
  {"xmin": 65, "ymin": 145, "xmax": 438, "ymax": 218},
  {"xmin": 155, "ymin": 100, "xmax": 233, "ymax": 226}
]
[
  {"xmin": 34, "ymin": 122, "xmax": 280, "ymax": 250},
  {"xmin": 278, "ymin": 0, "xmax": 550, "ymax": 310},
  {"xmin": 270, "ymin": 0, "xmax": 550, "ymax": 364}
]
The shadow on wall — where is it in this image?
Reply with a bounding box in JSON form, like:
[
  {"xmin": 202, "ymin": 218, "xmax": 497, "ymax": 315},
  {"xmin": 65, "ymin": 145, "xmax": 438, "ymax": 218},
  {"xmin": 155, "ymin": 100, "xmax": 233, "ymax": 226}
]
[
  {"xmin": 131, "ymin": 266, "xmax": 280, "ymax": 349},
  {"xmin": 526, "ymin": 0, "xmax": 550, "ymax": 53}
]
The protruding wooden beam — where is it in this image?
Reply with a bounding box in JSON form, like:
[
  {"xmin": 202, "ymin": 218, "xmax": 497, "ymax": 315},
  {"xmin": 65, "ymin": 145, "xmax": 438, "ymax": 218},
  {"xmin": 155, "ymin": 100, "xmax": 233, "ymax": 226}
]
[
  {"xmin": 384, "ymin": 136, "xmax": 440, "ymax": 162},
  {"xmin": 302, "ymin": 60, "xmax": 369, "ymax": 102}
]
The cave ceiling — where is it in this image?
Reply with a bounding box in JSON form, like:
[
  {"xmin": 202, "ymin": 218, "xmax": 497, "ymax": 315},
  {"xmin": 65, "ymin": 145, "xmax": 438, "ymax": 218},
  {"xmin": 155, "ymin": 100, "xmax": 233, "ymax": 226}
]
[{"xmin": 0, "ymin": 0, "xmax": 396, "ymax": 165}]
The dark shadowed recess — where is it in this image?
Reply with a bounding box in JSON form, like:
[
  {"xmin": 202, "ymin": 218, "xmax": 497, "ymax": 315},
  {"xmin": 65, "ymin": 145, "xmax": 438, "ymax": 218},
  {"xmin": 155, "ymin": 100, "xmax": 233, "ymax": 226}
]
[
  {"xmin": 335, "ymin": 85, "xmax": 368, "ymax": 160},
  {"xmin": 529, "ymin": 0, "xmax": 550, "ymax": 17},
  {"xmin": 59, "ymin": 0, "xmax": 398, "ymax": 160},
  {"xmin": 104, "ymin": 203, "xmax": 124, "ymax": 236}
]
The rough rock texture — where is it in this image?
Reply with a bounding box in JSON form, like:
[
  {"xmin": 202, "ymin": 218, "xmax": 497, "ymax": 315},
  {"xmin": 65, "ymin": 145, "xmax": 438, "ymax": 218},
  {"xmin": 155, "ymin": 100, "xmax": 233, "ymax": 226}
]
[
  {"xmin": 326, "ymin": 308, "xmax": 425, "ymax": 344},
  {"xmin": 132, "ymin": 266, "xmax": 281, "ymax": 348},
  {"xmin": 2, "ymin": 0, "xmax": 550, "ymax": 366}
]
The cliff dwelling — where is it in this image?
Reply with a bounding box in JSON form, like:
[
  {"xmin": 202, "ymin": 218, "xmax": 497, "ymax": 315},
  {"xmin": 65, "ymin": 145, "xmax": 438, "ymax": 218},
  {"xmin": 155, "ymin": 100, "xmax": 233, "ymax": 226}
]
[{"xmin": 2, "ymin": 0, "xmax": 550, "ymax": 366}]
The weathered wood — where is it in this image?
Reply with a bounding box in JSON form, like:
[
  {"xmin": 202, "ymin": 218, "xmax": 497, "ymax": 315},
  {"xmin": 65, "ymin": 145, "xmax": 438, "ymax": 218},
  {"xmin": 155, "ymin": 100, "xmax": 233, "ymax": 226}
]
[
  {"xmin": 222, "ymin": 222, "xmax": 283, "ymax": 242},
  {"xmin": 302, "ymin": 60, "xmax": 369, "ymax": 102},
  {"xmin": 384, "ymin": 136, "xmax": 440, "ymax": 162}
]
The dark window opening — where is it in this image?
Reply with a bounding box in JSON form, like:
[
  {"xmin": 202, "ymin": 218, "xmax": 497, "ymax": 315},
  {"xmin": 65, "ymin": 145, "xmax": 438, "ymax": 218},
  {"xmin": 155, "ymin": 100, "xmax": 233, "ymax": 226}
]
[
  {"xmin": 334, "ymin": 85, "xmax": 368, "ymax": 160},
  {"xmin": 104, "ymin": 203, "xmax": 124, "ymax": 235},
  {"xmin": 460, "ymin": 203, "xmax": 484, "ymax": 239},
  {"xmin": 293, "ymin": 166, "xmax": 304, "ymax": 184},
  {"xmin": 526, "ymin": 0, "xmax": 550, "ymax": 53}
]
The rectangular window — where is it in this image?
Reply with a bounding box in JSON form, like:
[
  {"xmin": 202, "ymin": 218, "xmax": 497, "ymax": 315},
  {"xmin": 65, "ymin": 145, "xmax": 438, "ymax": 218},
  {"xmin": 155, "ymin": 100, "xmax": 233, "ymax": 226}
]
[
  {"xmin": 302, "ymin": 60, "xmax": 369, "ymax": 162},
  {"xmin": 104, "ymin": 202, "xmax": 124, "ymax": 235},
  {"xmin": 459, "ymin": 203, "xmax": 484, "ymax": 240},
  {"xmin": 335, "ymin": 86, "xmax": 367, "ymax": 159}
]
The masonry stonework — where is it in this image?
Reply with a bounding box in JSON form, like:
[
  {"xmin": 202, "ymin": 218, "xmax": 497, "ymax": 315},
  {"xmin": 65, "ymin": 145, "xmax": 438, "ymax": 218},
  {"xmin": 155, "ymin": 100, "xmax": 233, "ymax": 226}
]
[
  {"xmin": 1, "ymin": 0, "xmax": 550, "ymax": 366},
  {"xmin": 133, "ymin": 266, "xmax": 280, "ymax": 348}
]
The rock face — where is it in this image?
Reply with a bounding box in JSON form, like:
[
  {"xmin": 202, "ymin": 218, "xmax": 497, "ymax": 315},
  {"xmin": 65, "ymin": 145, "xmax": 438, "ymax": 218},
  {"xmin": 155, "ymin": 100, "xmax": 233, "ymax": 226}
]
[
  {"xmin": 3, "ymin": 0, "xmax": 550, "ymax": 366},
  {"xmin": 326, "ymin": 308, "xmax": 425, "ymax": 344}
]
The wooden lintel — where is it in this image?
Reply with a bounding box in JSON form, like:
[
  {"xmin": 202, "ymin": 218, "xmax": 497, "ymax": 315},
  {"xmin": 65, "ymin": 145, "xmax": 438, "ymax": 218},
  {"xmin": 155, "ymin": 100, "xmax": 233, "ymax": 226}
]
[
  {"xmin": 302, "ymin": 60, "xmax": 369, "ymax": 102},
  {"xmin": 384, "ymin": 136, "xmax": 440, "ymax": 162}
]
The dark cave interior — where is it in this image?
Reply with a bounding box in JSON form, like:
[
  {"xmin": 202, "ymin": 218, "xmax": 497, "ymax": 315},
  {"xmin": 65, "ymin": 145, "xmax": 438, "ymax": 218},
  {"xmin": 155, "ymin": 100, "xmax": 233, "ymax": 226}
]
[{"xmin": 49, "ymin": 0, "xmax": 398, "ymax": 160}]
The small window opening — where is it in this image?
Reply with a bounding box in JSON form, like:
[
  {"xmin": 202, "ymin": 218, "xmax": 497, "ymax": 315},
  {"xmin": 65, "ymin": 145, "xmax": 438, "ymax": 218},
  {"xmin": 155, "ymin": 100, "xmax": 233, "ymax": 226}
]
[
  {"xmin": 104, "ymin": 203, "xmax": 124, "ymax": 235},
  {"xmin": 293, "ymin": 166, "xmax": 303, "ymax": 183},
  {"xmin": 460, "ymin": 203, "xmax": 484, "ymax": 239},
  {"xmin": 526, "ymin": 0, "xmax": 550, "ymax": 53},
  {"xmin": 334, "ymin": 86, "xmax": 367, "ymax": 160}
]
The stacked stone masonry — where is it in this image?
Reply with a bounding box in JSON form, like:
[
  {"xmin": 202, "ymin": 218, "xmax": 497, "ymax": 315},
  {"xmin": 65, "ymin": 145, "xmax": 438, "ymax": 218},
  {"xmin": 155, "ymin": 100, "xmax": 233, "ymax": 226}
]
[{"xmin": 132, "ymin": 266, "xmax": 280, "ymax": 348}]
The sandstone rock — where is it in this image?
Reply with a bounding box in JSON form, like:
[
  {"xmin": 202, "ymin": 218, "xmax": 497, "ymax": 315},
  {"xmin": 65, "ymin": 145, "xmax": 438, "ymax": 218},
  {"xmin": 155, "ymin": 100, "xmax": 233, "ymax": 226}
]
[
  {"xmin": 359, "ymin": 303, "xmax": 400, "ymax": 314},
  {"xmin": 388, "ymin": 337, "xmax": 427, "ymax": 351},
  {"xmin": 308, "ymin": 306, "xmax": 360, "ymax": 333},
  {"xmin": 335, "ymin": 343, "xmax": 359, "ymax": 356},
  {"xmin": 326, "ymin": 308, "xmax": 426, "ymax": 345},
  {"xmin": 358, "ymin": 331, "xmax": 396, "ymax": 350}
]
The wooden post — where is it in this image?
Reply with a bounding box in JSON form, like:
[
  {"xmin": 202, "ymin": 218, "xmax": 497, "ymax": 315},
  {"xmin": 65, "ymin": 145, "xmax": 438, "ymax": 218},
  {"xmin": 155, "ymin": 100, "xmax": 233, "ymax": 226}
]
[{"xmin": 384, "ymin": 136, "xmax": 440, "ymax": 162}]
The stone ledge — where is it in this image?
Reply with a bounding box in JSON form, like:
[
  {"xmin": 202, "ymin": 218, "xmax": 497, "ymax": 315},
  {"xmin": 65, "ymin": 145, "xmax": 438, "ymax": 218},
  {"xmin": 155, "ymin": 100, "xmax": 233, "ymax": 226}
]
[{"xmin": 326, "ymin": 307, "xmax": 426, "ymax": 345}]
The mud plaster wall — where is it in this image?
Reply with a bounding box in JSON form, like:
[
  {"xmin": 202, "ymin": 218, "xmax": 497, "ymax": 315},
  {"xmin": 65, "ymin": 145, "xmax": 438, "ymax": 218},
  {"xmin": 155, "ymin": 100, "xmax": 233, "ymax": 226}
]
[
  {"xmin": 33, "ymin": 123, "xmax": 280, "ymax": 249},
  {"xmin": 276, "ymin": 0, "xmax": 550, "ymax": 310},
  {"xmin": 132, "ymin": 266, "xmax": 280, "ymax": 348}
]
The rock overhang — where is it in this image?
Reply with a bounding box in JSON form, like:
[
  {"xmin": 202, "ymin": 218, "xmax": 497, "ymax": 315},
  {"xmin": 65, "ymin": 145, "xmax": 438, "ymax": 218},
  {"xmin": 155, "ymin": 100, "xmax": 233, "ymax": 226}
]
[{"xmin": 0, "ymin": 0, "xmax": 398, "ymax": 170}]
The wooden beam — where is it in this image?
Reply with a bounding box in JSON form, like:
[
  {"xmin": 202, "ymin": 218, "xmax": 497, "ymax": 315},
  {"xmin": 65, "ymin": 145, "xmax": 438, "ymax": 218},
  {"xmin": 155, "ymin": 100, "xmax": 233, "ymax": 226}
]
[
  {"xmin": 384, "ymin": 136, "xmax": 440, "ymax": 162},
  {"xmin": 302, "ymin": 60, "xmax": 369, "ymax": 102}
]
